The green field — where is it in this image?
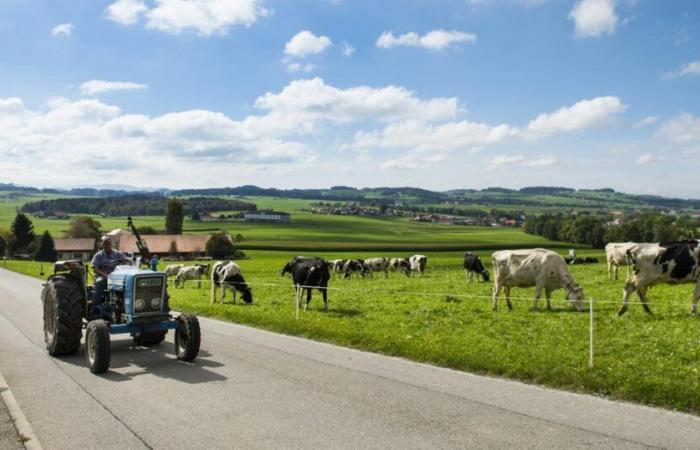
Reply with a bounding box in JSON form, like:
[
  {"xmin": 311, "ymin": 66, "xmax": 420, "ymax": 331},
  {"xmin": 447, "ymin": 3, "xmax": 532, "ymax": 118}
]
[
  {"xmin": 5, "ymin": 250, "xmax": 700, "ymax": 414},
  {"xmin": 1, "ymin": 193, "xmax": 568, "ymax": 251}
]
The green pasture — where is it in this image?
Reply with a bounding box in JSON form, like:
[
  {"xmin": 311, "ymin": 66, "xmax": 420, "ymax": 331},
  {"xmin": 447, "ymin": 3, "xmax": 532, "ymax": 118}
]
[{"xmin": 6, "ymin": 249, "xmax": 700, "ymax": 414}]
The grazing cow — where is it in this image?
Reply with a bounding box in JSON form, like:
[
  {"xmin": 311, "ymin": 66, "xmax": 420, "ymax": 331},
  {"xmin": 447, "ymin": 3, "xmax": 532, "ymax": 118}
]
[
  {"xmin": 363, "ymin": 257, "xmax": 390, "ymax": 278},
  {"xmin": 210, "ymin": 261, "xmax": 253, "ymax": 304},
  {"xmin": 409, "ymin": 255, "xmax": 427, "ymax": 277},
  {"xmin": 564, "ymin": 256, "xmax": 599, "ymax": 265},
  {"xmin": 620, "ymin": 240, "xmax": 700, "ymax": 316},
  {"xmin": 606, "ymin": 242, "xmax": 637, "ymax": 280},
  {"xmin": 328, "ymin": 259, "xmax": 346, "ymax": 278},
  {"xmin": 342, "ymin": 259, "xmax": 366, "ymax": 279},
  {"xmin": 174, "ymin": 264, "xmax": 210, "ymax": 288},
  {"xmin": 164, "ymin": 264, "xmax": 185, "ymax": 277},
  {"xmin": 389, "ymin": 257, "xmax": 411, "ymax": 276},
  {"xmin": 281, "ymin": 257, "xmax": 330, "ymax": 310},
  {"xmin": 464, "ymin": 252, "xmax": 490, "ymax": 282},
  {"xmin": 491, "ymin": 249, "xmax": 585, "ymax": 312}
]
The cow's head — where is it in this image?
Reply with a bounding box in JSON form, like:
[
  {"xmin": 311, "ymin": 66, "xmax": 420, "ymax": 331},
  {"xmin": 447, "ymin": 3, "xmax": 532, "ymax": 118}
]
[
  {"xmin": 281, "ymin": 262, "xmax": 293, "ymax": 276},
  {"xmin": 567, "ymin": 285, "xmax": 585, "ymax": 312},
  {"xmin": 481, "ymin": 270, "xmax": 490, "ymax": 282},
  {"xmin": 242, "ymin": 288, "xmax": 253, "ymax": 304}
]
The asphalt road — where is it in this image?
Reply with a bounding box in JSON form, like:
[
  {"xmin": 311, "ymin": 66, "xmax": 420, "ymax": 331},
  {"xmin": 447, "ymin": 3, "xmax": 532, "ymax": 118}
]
[{"xmin": 2, "ymin": 268, "xmax": 700, "ymax": 449}]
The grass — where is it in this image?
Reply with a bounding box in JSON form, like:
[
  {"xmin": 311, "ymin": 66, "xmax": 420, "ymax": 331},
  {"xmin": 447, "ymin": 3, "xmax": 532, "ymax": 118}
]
[
  {"xmin": 7, "ymin": 250, "xmax": 700, "ymax": 414},
  {"xmin": 0, "ymin": 193, "xmax": 570, "ymax": 251}
]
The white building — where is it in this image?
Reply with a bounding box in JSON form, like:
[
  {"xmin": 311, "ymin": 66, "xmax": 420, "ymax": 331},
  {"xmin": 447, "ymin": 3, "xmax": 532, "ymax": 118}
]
[{"xmin": 244, "ymin": 211, "xmax": 291, "ymax": 223}]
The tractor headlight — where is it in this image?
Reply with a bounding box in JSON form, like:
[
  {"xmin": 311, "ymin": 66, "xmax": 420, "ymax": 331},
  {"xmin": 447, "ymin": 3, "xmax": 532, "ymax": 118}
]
[
  {"xmin": 135, "ymin": 298, "xmax": 146, "ymax": 312},
  {"xmin": 150, "ymin": 297, "xmax": 162, "ymax": 309}
]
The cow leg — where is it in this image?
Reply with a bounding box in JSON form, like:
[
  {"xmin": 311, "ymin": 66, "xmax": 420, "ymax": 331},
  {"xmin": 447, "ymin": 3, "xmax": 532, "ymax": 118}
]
[
  {"xmin": 545, "ymin": 288, "xmax": 552, "ymax": 311},
  {"xmin": 504, "ymin": 287, "xmax": 513, "ymax": 311},
  {"xmin": 691, "ymin": 283, "xmax": 700, "ymax": 315},
  {"xmin": 492, "ymin": 284, "xmax": 500, "ymax": 311},
  {"xmin": 607, "ymin": 261, "xmax": 613, "ymax": 280},
  {"xmin": 220, "ymin": 284, "xmax": 226, "ymax": 304},
  {"xmin": 305, "ymin": 288, "xmax": 312, "ymax": 311},
  {"xmin": 322, "ymin": 287, "xmax": 328, "ymax": 311},
  {"xmin": 619, "ymin": 281, "xmax": 636, "ymax": 316},
  {"xmin": 637, "ymin": 286, "xmax": 652, "ymax": 315},
  {"xmin": 233, "ymin": 287, "xmax": 237, "ymax": 304},
  {"xmin": 210, "ymin": 281, "xmax": 216, "ymax": 304},
  {"xmin": 532, "ymin": 285, "xmax": 543, "ymax": 311}
]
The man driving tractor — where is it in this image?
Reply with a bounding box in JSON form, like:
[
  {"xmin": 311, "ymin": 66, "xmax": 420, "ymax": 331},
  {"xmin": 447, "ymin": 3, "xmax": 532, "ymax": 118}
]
[{"xmin": 91, "ymin": 237, "xmax": 127, "ymax": 309}]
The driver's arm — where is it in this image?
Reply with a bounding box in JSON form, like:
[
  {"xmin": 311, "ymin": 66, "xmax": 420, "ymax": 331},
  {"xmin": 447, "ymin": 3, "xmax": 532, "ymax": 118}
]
[{"xmin": 93, "ymin": 265, "xmax": 109, "ymax": 277}]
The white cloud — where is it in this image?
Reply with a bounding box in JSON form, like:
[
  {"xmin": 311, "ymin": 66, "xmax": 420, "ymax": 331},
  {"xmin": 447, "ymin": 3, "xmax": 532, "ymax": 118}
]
[
  {"xmin": 106, "ymin": 0, "xmax": 148, "ymax": 25},
  {"xmin": 486, "ymin": 154, "xmax": 559, "ymax": 170},
  {"xmin": 632, "ymin": 115, "xmax": 657, "ymax": 129},
  {"xmin": 569, "ymin": 0, "xmax": 617, "ymax": 38},
  {"xmin": 380, "ymin": 153, "xmax": 447, "ymax": 170},
  {"xmin": 342, "ymin": 41, "xmax": 355, "ymax": 57},
  {"xmin": 657, "ymin": 113, "xmax": 700, "ymax": 146},
  {"xmin": 376, "ymin": 29, "xmax": 477, "ymax": 50},
  {"xmin": 51, "ymin": 23, "xmax": 74, "ymax": 36},
  {"xmin": 104, "ymin": 0, "xmax": 268, "ymax": 36},
  {"xmin": 80, "ymin": 80, "xmax": 149, "ymax": 95},
  {"xmin": 285, "ymin": 62, "xmax": 315, "ymax": 73},
  {"xmin": 526, "ymin": 96, "xmax": 626, "ymax": 137},
  {"xmin": 663, "ymin": 60, "xmax": 700, "ymax": 79},
  {"xmin": 284, "ymin": 31, "xmax": 332, "ymax": 58},
  {"xmin": 635, "ymin": 153, "xmax": 663, "ymax": 165}
]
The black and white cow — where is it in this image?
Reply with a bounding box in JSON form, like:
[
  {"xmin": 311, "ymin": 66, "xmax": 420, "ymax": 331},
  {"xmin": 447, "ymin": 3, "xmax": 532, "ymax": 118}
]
[
  {"xmin": 281, "ymin": 257, "xmax": 330, "ymax": 310},
  {"xmin": 463, "ymin": 252, "xmax": 490, "ymax": 282},
  {"xmin": 363, "ymin": 257, "xmax": 390, "ymax": 278},
  {"xmin": 409, "ymin": 255, "xmax": 427, "ymax": 277},
  {"xmin": 328, "ymin": 259, "xmax": 347, "ymax": 278},
  {"xmin": 342, "ymin": 259, "xmax": 367, "ymax": 279},
  {"xmin": 620, "ymin": 240, "xmax": 700, "ymax": 316},
  {"xmin": 210, "ymin": 261, "xmax": 253, "ymax": 304},
  {"xmin": 389, "ymin": 257, "xmax": 411, "ymax": 276}
]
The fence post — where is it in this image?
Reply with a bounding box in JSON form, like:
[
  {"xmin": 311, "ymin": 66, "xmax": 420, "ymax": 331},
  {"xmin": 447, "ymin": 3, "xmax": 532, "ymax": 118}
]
[
  {"xmin": 295, "ymin": 284, "xmax": 300, "ymax": 320},
  {"xmin": 588, "ymin": 297, "xmax": 594, "ymax": 368}
]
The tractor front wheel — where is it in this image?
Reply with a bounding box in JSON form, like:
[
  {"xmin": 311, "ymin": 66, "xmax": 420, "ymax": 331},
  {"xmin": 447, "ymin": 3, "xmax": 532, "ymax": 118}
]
[
  {"xmin": 175, "ymin": 314, "xmax": 200, "ymax": 362},
  {"xmin": 133, "ymin": 330, "xmax": 167, "ymax": 346},
  {"xmin": 85, "ymin": 320, "xmax": 111, "ymax": 374}
]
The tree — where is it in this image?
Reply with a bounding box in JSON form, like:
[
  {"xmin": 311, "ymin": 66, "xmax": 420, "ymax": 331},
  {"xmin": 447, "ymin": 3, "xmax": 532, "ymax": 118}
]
[
  {"xmin": 165, "ymin": 199, "xmax": 184, "ymax": 234},
  {"xmin": 0, "ymin": 235, "xmax": 6, "ymax": 257},
  {"xmin": 206, "ymin": 232, "xmax": 235, "ymax": 259},
  {"xmin": 65, "ymin": 216, "xmax": 102, "ymax": 239},
  {"xmin": 10, "ymin": 213, "xmax": 35, "ymax": 253},
  {"xmin": 136, "ymin": 226, "xmax": 159, "ymax": 235},
  {"xmin": 34, "ymin": 231, "xmax": 57, "ymax": 262}
]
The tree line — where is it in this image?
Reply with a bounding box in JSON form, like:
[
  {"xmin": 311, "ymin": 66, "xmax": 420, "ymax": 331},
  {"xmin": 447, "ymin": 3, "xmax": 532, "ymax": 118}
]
[
  {"xmin": 524, "ymin": 211, "xmax": 699, "ymax": 248},
  {"xmin": 21, "ymin": 195, "xmax": 257, "ymax": 216}
]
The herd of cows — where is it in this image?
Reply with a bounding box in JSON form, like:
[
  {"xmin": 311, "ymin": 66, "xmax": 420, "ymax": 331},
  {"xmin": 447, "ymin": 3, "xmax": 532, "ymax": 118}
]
[{"xmin": 161, "ymin": 239, "xmax": 700, "ymax": 316}]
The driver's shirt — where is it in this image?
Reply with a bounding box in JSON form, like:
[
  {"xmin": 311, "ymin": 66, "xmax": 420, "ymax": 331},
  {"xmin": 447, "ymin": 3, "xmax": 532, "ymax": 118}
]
[{"xmin": 91, "ymin": 249, "xmax": 127, "ymax": 275}]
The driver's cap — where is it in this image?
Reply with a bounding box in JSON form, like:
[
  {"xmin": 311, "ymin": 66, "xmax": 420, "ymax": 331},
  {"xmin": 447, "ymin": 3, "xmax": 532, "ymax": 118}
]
[{"xmin": 101, "ymin": 237, "xmax": 112, "ymax": 247}]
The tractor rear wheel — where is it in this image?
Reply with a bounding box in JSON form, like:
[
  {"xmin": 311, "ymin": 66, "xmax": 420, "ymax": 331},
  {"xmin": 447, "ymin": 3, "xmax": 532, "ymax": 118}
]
[
  {"xmin": 175, "ymin": 314, "xmax": 200, "ymax": 361},
  {"xmin": 42, "ymin": 275, "xmax": 84, "ymax": 356},
  {"xmin": 133, "ymin": 330, "xmax": 167, "ymax": 346},
  {"xmin": 85, "ymin": 320, "xmax": 110, "ymax": 374}
]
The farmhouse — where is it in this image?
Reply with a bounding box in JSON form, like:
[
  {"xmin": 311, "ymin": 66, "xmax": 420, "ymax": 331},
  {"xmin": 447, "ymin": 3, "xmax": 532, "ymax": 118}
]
[
  {"xmin": 106, "ymin": 229, "xmax": 212, "ymax": 259},
  {"xmin": 54, "ymin": 238, "xmax": 96, "ymax": 261},
  {"xmin": 244, "ymin": 210, "xmax": 291, "ymax": 223}
]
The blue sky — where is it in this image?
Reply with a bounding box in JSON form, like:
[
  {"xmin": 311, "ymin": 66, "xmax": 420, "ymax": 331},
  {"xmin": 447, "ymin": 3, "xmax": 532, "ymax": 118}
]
[{"xmin": 0, "ymin": 0, "xmax": 698, "ymax": 197}]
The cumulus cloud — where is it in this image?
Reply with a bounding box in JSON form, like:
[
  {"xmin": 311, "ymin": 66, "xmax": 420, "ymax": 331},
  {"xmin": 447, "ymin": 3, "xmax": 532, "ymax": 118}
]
[
  {"xmin": 380, "ymin": 153, "xmax": 448, "ymax": 170},
  {"xmin": 657, "ymin": 113, "xmax": 700, "ymax": 146},
  {"xmin": 104, "ymin": 0, "xmax": 269, "ymax": 36},
  {"xmin": 80, "ymin": 80, "xmax": 149, "ymax": 95},
  {"xmin": 106, "ymin": 0, "xmax": 148, "ymax": 25},
  {"xmin": 635, "ymin": 153, "xmax": 663, "ymax": 165},
  {"xmin": 663, "ymin": 60, "xmax": 700, "ymax": 79},
  {"xmin": 632, "ymin": 116, "xmax": 657, "ymax": 129},
  {"xmin": 526, "ymin": 96, "xmax": 626, "ymax": 137},
  {"xmin": 51, "ymin": 23, "xmax": 74, "ymax": 36},
  {"xmin": 376, "ymin": 29, "xmax": 477, "ymax": 50},
  {"xmin": 569, "ymin": 0, "xmax": 617, "ymax": 38},
  {"xmin": 284, "ymin": 30, "xmax": 332, "ymax": 58},
  {"xmin": 486, "ymin": 154, "xmax": 559, "ymax": 170},
  {"xmin": 342, "ymin": 41, "xmax": 355, "ymax": 57}
]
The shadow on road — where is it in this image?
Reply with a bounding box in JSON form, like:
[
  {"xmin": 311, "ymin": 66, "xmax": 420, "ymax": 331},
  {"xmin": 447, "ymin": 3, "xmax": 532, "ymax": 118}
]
[{"xmin": 59, "ymin": 337, "xmax": 227, "ymax": 384}]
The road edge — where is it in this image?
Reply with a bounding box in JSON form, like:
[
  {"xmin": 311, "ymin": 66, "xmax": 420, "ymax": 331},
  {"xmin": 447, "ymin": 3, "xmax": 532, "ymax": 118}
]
[{"xmin": 0, "ymin": 372, "xmax": 42, "ymax": 450}]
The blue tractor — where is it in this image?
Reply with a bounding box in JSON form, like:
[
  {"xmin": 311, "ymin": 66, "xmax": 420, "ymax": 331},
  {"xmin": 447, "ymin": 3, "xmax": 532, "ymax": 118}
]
[{"xmin": 41, "ymin": 218, "xmax": 200, "ymax": 374}]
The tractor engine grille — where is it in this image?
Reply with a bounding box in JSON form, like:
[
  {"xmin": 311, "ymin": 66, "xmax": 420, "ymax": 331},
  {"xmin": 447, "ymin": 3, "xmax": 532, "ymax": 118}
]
[{"xmin": 134, "ymin": 277, "xmax": 165, "ymax": 315}]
